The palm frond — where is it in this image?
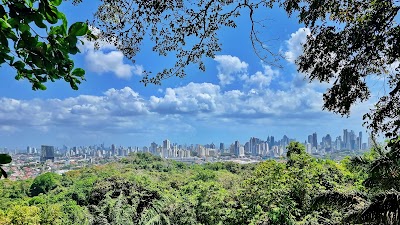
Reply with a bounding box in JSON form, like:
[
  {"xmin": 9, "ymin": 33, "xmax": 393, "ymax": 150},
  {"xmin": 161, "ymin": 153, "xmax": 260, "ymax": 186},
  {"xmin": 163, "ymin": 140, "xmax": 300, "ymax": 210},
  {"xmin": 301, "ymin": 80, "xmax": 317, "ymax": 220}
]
[
  {"xmin": 346, "ymin": 190, "xmax": 400, "ymax": 225},
  {"xmin": 139, "ymin": 196, "xmax": 173, "ymax": 225},
  {"xmin": 312, "ymin": 191, "xmax": 367, "ymax": 210}
]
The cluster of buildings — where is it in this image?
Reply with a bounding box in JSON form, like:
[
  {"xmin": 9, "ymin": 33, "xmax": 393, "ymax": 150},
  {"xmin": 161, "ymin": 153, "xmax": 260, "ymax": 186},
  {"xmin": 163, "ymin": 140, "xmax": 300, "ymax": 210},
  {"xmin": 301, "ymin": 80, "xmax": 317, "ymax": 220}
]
[
  {"xmin": 304, "ymin": 129, "xmax": 368, "ymax": 154},
  {"xmin": 0, "ymin": 129, "xmax": 372, "ymax": 180},
  {"xmin": 1, "ymin": 129, "xmax": 371, "ymax": 160}
]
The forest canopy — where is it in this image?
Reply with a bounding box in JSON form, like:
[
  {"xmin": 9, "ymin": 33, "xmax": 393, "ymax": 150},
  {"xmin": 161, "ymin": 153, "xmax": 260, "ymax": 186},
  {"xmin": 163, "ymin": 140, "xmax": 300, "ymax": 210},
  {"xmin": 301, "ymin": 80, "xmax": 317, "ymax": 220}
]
[{"xmin": 1, "ymin": 149, "xmax": 397, "ymax": 225}]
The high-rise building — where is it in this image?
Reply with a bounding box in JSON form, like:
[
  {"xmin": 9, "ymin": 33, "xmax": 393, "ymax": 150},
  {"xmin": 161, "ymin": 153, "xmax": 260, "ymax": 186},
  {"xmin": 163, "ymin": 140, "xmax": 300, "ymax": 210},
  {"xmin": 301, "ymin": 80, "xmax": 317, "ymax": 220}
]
[
  {"xmin": 219, "ymin": 143, "xmax": 224, "ymax": 152},
  {"xmin": 322, "ymin": 134, "xmax": 332, "ymax": 151},
  {"xmin": 312, "ymin": 132, "xmax": 318, "ymax": 149},
  {"xmin": 356, "ymin": 137, "xmax": 360, "ymax": 150},
  {"xmin": 234, "ymin": 140, "xmax": 240, "ymax": 157},
  {"xmin": 239, "ymin": 146, "xmax": 245, "ymax": 157},
  {"xmin": 163, "ymin": 139, "xmax": 170, "ymax": 150},
  {"xmin": 359, "ymin": 131, "xmax": 363, "ymax": 150},
  {"xmin": 111, "ymin": 144, "xmax": 116, "ymax": 156},
  {"xmin": 150, "ymin": 142, "xmax": 157, "ymax": 154},
  {"xmin": 264, "ymin": 142, "xmax": 270, "ymax": 156},
  {"xmin": 249, "ymin": 137, "xmax": 257, "ymax": 156},
  {"xmin": 210, "ymin": 143, "xmax": 216, "ymax": 149},
  {"xmin": 343, "ymin": 129, "xmax": 349, "ymax": 149},
  {"xmin": 40, "ymin": 145, "xmax": 55, "ymax": 162},
  {"xmin": 308, "ymin": 135, "xmax": 313, "ymax": 145},
  {"xmin": 282, "ymin": 135, "xmax": 289, "ymax": 146},
  {"xmin": 270, "ymin": 136, "xmax": 275, "ymax": 147},
  {"xmin": 306, "ymin": 143, "xmax": 312, "ymax": 154},
  {"xmin": 162, "ymin": 139, "xmax": 171, "ymax": 158},
  {"xmin": 350, "ymin": 130, "xmax": 356, "ymax": 150}
]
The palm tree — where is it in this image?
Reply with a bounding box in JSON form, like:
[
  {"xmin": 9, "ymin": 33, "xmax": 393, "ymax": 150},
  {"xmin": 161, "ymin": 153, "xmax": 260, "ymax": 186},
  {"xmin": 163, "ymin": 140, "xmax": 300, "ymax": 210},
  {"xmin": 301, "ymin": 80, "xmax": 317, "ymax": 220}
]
[
  {"xmin": 139, "ymin": 196, "xmax": 172, "ymax": 225},
  {"xmin": 312, "ymin": 137, "xmax": 400, "ymax": 224}
]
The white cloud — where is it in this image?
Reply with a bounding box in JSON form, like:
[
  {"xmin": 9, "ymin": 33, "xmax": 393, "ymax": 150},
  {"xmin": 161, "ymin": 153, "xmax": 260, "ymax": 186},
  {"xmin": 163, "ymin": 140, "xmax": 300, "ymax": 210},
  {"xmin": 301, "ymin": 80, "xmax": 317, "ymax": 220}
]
[
  {"xmin": 84, "ymin": 50, "xmax": 135, "ymax": 79},
  {"xmin": 285, "ymin": 28, "xmax": 311, "ymax": 63},
  {"xmin": 79, "ymin": 38, "xmax": 144, "ymax": 79},
  {"xmin": 240, "ymin": 64, "xmax": 280, "ymax": 89},
  {"xmin": 0, "ymin": 81, "xmax": 328, "ymax": 136},
  {"xmin": 149, "ymin": 82, "xmax": 220, "ymax": 114},
  {"xmin": 214, "ymin": 55, "xmax": 248, "ymax": 85},
  {"xmin": 0, "ymin": 56, "xmax": 370, "ymax": 147}
]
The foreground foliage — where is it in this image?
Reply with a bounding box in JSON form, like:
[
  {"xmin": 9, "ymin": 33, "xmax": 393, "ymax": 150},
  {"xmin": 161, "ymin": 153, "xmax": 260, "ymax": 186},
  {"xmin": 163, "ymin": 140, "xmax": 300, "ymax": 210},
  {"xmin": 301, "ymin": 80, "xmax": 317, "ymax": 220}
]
[
  {"xmin": 1, "ymin": 144, "xmax": 396, "ymax": 225},
  {"xmin": 0, "ymin": 0, "xmax": 93, "ymax": 90}
]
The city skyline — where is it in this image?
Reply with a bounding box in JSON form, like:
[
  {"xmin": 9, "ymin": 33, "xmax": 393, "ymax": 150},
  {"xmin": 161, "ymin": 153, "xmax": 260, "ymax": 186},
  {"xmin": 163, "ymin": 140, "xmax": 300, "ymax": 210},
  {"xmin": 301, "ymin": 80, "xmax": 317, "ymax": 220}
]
[{"xmin": 2, "ymin": 128, "xmax": 371, "ymax": 154}]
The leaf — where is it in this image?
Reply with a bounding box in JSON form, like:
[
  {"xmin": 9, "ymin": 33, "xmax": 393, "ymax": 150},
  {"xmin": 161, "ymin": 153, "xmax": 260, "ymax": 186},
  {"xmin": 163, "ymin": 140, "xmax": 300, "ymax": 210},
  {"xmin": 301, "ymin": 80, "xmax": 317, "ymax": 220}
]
[
  {"xmin": 56, "ymin": 11, "xmax": 67, "ymax": 35},
  {"xmin": 7, "ymin": 18, "xmax": 19, "ymax": 28},
  {"xmin": 72, "ymin": 68, "xmax": 85, "ymax": 77},
  {"xmin": 0, "ymin": 5, "xmax": 5, "ymax": 17},
  {"xmin": 68, "ymin": 22, "xmax": 88, "ymax": 36},
  {"xmin": 0, "ymin": 167, "xmax": 7, "ymax": 179},
  {"xmin": 66, "ymin": 35, "xmax": 78, "ymax": 47},
  {"xmin": 0, "ymin": 154, "xmax": 12, "ymax": 164},
  {"xmin": 19, "ymin": 23, "xmax": 30, "ymax": 32},
  {"xmin": 45, "ymin": 5, "xmax": 59, "ymax": 24},
  {"xmin": 33, "ymin": 14, "xmax": 47, "ymax": 29},
  {"xmin": 50, "ymin": 0, "xmax": 62, "ymax": 6},
  {"xmin": 32, "ymin": 56, "xmax": 44, "ymax": 68},
  {"xmin": 25, "ymin": 0, "xmax": 33, "ymax": 8},
  {"xmin": 33, "ymin": 82, "xmax": 47, "ymax": 90},
  {"xmin": 13, "ymin": 61, "xmax": 26, "ymax": 70},
  {"xmin": 0, "ymin": 18, "xmax": 11, "ymax": 29}
]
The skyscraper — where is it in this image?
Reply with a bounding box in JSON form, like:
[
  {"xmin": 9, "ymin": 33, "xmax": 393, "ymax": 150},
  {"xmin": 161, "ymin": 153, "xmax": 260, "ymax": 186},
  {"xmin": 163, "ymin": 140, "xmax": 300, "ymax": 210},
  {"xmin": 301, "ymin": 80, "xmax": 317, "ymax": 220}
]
[
  {"xmin": 234, "ymin": 140, "xmax": 240, "ymax": 157},
  {"xmin": 350, "ymin": 130, "xmax": 356, "ymax": 150},
  {"xmin": 308, "ymin": 135, "xmax": 313, "ymax": 145},
  {"xmin": 312, "ymin": 132, "xmax": 318, "ymax": 149},
  {"xmin": 270, "ymin": 136, "xmax": 275, "ymax": 147},
  {"xmin": 324, "ymin": 134, "xmax": 332, "ymax": 149},
  {"xmin": 219, "ymin": 143, "xmax": 224, "ymax": 152},
  {"xmin": 210, "ymin": 143, "xmax": 216, "ymax": 149},
  {"xmin": 111, "ymin": 144, "xmax": 116, "ymax": 156},
  {"xmin": 150, "ymin": 142, "xmax": 157, "ymax": 154},
  {"xmin": 40, "ymin": 145, "xmax": 54, "ymax": 162},
  {"xmin": 162, "ymin": 139, "xmax": 171, "ymax": 158},
  {"xmin": 249, "ymin": 137, "xmax": 257, "ymax": 156},
  {"xmin": 343, "ymin": 129, "xmax": 348, "ymax": 149}
]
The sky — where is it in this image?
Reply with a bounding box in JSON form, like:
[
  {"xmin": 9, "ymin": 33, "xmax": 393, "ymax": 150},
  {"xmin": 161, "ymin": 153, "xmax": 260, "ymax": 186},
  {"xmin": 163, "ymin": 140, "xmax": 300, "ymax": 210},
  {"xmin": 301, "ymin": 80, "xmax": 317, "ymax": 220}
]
[{"xmin": 0, "ymin": 1, "xmax": 380, "ymax": 149}]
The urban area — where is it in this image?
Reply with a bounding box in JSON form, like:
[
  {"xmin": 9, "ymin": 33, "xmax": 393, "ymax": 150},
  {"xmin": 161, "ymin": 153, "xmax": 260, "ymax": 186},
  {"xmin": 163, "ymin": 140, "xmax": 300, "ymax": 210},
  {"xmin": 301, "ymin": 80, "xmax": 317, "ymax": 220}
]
[{"xmin": 1, "ymin": 129, "xmax": 372, "ymax": 181}]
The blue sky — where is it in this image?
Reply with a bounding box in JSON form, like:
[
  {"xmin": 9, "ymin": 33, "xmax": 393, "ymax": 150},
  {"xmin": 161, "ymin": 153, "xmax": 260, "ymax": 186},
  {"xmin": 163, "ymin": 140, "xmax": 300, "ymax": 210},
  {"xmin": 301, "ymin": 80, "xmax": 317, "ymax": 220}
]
[{"xmin": 0, "ymin": 1, "xmax": 376, "ymax": 149}]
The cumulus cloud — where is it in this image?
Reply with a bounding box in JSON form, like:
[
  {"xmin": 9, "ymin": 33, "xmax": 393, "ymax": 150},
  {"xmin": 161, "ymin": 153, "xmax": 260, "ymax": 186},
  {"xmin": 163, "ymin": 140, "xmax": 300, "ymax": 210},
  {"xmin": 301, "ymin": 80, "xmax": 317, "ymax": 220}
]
[
  {"xmin": 149, "ymin": 83, "xmax": 220, "ymax": 114},
  {"xmin": 0, "ymin": 60, "xmax": 368, "ymax": 147},
  {"xmin": 214, "ymin": 55, "xmax": 248, "ymax": 85},
  {"xmin": 0, "ymin": 81, "xmax": 327, "ymax": 135},
  {"xmin": 79, "ymin": 38, "xmax": 144, "ymax": 79},
  {"xmin": 284, "ymin": 28, "xmax": 311, "ymax": 63},
  {"xmin": 240, "ymin": 64, "xmax": 280, "ymax": 89}
]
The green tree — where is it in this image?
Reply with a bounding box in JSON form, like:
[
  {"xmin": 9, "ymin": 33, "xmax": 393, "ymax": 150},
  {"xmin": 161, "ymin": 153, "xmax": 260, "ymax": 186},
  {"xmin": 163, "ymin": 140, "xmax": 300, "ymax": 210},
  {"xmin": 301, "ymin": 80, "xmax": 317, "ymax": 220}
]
[
  {"xmin": 0, "ymin": 0, "xmax": 93, "ymax": 90},
  {"xmin": 286, "ymin": 141, "xmax": 307, "ymax": 167},
  {"xmin": 239, "ymin": 160, "xmax": 298, "ymax": 225},
  {"xmin": 30, "ymin": 172, "xmax": 62, "ymax": 197},
  {"xmin": 0, "ymin": 154, "xmax": 11, "ymax": 179},
  {"xmin": 71, "ymin": 0, "xmax": 280, "ymax": 85},
  {"xmin": 312, "ymin": 141, "xmax": 400, "ymax": 224},
  {"xmin": 7, "ymin": 205, "xmax": 41, "ymax": 225},
  {"xmin": 286, "ymin": 142, "xmax": 306, "ymax": 159},
  {"xmin": 281, "ymin": 0, "xmax": 400, "ymax": 140}
]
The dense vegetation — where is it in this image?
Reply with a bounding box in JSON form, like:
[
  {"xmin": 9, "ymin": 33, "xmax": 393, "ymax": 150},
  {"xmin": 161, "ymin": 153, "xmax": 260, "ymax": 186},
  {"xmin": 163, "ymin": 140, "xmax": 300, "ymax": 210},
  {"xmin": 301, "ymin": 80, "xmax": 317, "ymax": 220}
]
[{"xmin": 1, "ymin": 141, "xmax": 398, "ymax": 225}]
